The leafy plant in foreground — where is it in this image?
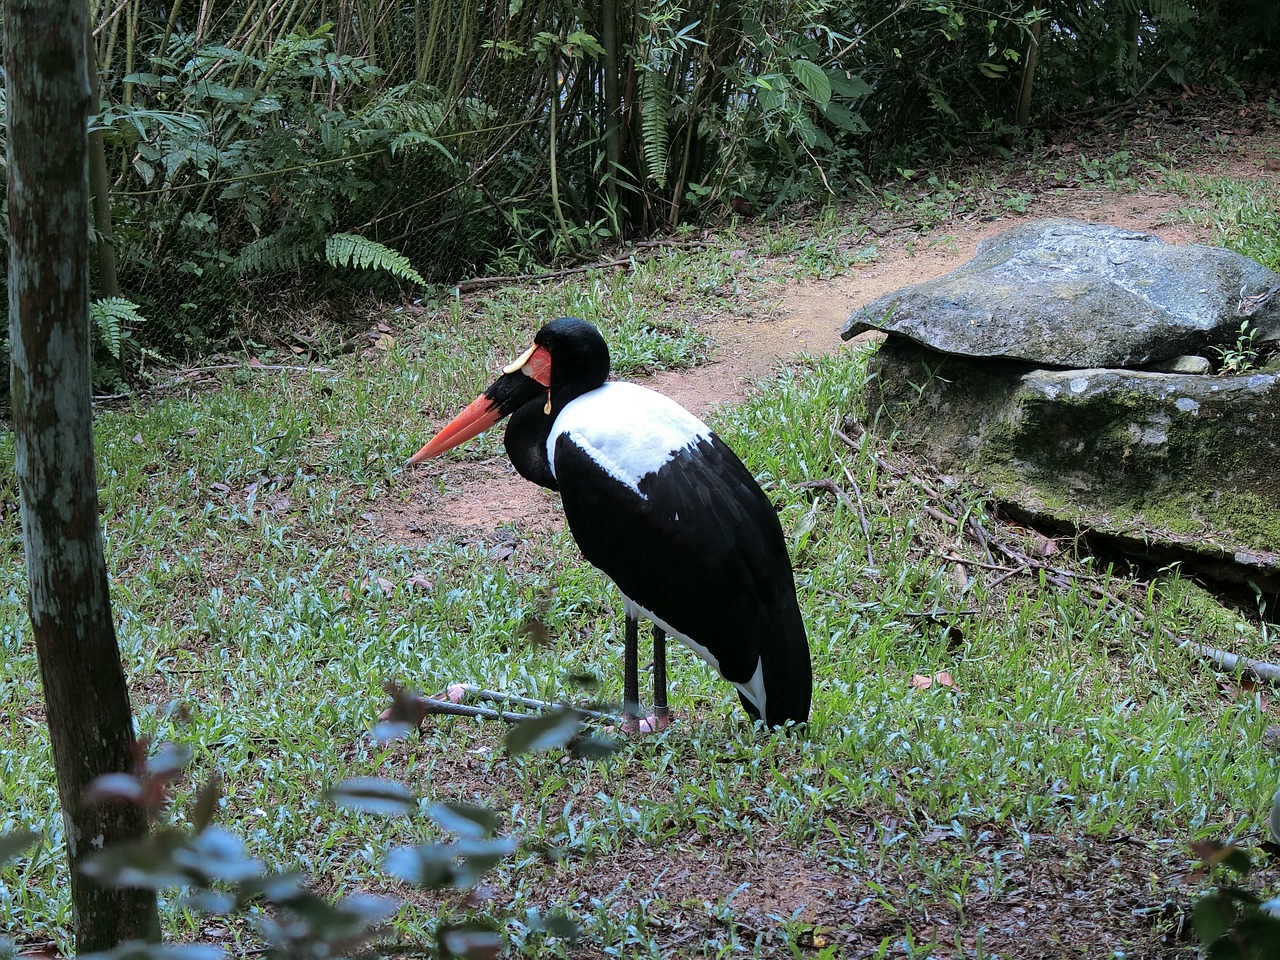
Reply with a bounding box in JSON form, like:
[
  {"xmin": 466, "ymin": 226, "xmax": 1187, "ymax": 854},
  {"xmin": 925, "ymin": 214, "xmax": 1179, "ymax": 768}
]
[
  {"xmin": 1212, "ymin": 319, "xmax": 1264, "ymax": 376},
  {"xmin": 2, "ymin": 701, "xmax": 607, "ymax": 959},
  {"xmin": 1189, "ymin": 786, "xmax": 1280, "ymax": 959}
]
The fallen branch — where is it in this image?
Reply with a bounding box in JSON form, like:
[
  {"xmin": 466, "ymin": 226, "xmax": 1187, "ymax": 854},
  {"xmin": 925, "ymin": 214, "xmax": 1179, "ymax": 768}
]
[
  {"xmin": 839, "ymin": 461, "xmax": 876, "ymax": 568},
  {"xmin": 795, "ymin": 478, "xmax": 854, "ymax": 508},
  {"xmin": 453, "ymin": 239, "xmax": 709, "ymax": 294},
  {"xmin": 93, "ymin": 362, "xmax": 336, "ymax": 403},
  {"xmin": 841, "ymin": 418, "xmax": 1280, "ymax": 686}
]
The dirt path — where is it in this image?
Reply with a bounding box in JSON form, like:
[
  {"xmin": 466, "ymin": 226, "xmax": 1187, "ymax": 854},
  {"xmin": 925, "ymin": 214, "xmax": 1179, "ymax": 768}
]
[{"xmin": 389, "ymin": 142, "xmax": 1275, "ymax": 540}]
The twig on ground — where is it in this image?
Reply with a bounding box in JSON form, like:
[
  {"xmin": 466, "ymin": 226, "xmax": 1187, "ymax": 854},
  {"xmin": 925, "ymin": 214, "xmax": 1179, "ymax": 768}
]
[
  {"xmin": 940, "ymin": 552, "xmax": 1017, "ymax": 574},
  {"xmin": 843, "ymin": 417, "xmax": 1280, "ymax": 685},
  {"xmin": 986, "ymin": 564, "xmax": 1029, "ymax": 591},
  {"xmin": 1177, "ymin": 641, "xmax": 1280, "ymax": 683},
  {"xmin": 453, "ymin": 239, "xmax": 709, "ymax": 293},
  {"xmin": 795, "ymin": 478, "xmax": 854, "ymax": 507},
  {"xmin": 93, "ymin": 362, "xmax": 336, "ymax": 403},
  {"xmin": 839, "ymin": 461, "xmax": 876, "ymax": 568}
]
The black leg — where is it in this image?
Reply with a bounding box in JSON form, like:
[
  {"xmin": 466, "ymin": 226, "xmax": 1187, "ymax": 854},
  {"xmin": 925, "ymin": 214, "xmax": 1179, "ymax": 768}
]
[
  {"xmin": 652, "ymin": 625, "xmax": 669, "ymax": 723},
  {"xmin": 623, "ymin": 609, "xmax": 640, "ymax": 720}
]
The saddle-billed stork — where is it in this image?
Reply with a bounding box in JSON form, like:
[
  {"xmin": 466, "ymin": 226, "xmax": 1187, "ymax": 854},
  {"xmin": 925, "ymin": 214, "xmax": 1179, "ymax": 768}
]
[{"xmin": 408, "ymin": 318, "xmax": 811, "ymax": 729}]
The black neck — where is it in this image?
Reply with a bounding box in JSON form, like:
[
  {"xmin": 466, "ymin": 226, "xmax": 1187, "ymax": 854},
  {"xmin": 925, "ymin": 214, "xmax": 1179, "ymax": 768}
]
[{"xmin": 504, "ymin": 395, "xmax": 558, "ymax": 490}]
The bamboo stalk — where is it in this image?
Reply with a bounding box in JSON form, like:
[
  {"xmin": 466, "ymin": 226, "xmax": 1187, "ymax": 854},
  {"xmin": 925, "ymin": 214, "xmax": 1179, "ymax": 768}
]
[
  {"xmin": 156, "ymin": 0, "xmax": 184, "ymax": 64},
  {"xmin": 1015, "ymin": 16, "xmax": 1041, "ymax": 128},
  {"xmin": 547, "ymin": 50, "xmax": 575, "ymax": 253},
  {"xmin": 601, "ymin": 0, "xmax": 622, "ymax": 222}
]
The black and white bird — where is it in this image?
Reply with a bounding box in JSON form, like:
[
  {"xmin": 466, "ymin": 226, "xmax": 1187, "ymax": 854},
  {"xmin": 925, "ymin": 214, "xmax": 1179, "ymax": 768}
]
[{"xmin": 409, "ymin": 318, "xmax": 811, "ymax": 729}]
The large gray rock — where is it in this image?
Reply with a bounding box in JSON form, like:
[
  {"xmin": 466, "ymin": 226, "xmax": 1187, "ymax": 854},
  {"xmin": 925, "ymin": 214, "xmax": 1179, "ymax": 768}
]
[
  {"xmin": 842, "ymin": 219, "xmax": 1280, "ymax": 367},
  {"xmin": 850, "ymin": 220, "xmax": 1280, "ymax": 591}
]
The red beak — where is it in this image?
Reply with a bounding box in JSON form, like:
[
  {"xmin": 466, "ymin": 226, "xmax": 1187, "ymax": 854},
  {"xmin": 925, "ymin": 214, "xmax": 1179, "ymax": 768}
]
[
  {"xmin": 407, "ymin": 343, "xmax": 553, "ymax": 465},
  {"xmin": 407, "ymin": 392, "xmax": 504, "ymax": 464}
]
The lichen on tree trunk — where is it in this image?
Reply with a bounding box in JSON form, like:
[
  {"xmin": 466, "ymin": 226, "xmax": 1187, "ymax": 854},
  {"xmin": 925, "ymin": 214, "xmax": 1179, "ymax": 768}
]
[{"xmin": 5, "ymin": 0, "xmax": 160, "ymax": 948}]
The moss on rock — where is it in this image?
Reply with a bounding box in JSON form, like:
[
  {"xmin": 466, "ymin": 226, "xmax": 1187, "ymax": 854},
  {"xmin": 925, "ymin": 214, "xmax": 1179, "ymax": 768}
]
[{"xmin": 866, "ymin": 336, "xmax": 1280, "ymax": 567}]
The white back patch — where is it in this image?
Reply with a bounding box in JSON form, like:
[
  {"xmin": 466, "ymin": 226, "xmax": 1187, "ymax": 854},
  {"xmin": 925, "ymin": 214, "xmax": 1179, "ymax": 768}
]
[{"xmin": 548, "ymin": 381, "xmax": 711, "ymax": 495}]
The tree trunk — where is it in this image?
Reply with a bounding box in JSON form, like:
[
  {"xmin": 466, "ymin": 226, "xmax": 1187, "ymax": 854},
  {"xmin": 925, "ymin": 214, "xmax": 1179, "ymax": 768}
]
[{"xmin": 4, "ymin": 0, "xmax": 161, "ymax": 949}]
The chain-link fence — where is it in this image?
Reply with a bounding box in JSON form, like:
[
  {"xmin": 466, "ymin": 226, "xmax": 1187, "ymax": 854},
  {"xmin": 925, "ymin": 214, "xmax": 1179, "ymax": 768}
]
[{"xmin": 78, "ymin": 0, "xmax": 588, "ymax": 381}]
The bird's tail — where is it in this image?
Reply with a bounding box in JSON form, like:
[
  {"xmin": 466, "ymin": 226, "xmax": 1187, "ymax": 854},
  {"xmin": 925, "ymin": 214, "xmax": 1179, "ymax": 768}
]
[{"xmin": 755, "ymin": 603, "xmax": 812, "ymax": 729}]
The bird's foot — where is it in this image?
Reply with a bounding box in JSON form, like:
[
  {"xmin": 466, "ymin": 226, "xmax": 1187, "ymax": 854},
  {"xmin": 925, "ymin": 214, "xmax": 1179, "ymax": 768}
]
[{"xmin": 614, "ymin": 711, "xmax": 673, "ymax": 735}]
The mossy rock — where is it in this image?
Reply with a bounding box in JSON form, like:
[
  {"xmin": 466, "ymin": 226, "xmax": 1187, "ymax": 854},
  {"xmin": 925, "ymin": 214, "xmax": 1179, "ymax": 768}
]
[{"xmin": 866, "ymin": 336, "xmax": 1280, "ymax": 589}]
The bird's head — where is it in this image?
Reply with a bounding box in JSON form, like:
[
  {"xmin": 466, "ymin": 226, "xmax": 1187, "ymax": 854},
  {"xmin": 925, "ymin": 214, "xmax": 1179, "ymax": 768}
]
[{"xmin": 407, "ymin": 317, "xmax": 610, "ymax": 464}]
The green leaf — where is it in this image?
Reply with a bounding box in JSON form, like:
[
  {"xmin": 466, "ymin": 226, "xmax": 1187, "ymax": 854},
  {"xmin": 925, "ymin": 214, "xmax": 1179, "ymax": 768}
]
[
  {"xmin": 568, "ymin": 734, "xmax": 619, "ymax": 759},
  {"xmin": 191, "ymin": 776, "xmax": 221, "ymax": 833},
  {"xmin": 0, "ymin": 830, "xmax": 39, "ymax": 867},
  {"xmin": 172, "ymin": 827, "xmax": 264, "ymax": 883},
  {"xmin": 439, "ymin": 922, "xmax": 504, "ymax": 959},
  {"xmin": 384, "ymin": 843, "xmax": 456, "ymax": 888},
  {"xmin": 1269, "ymin": 784, "xmax": 1280, "ymax": 844},
  {"xmin": 820, "ymin": 101, "xmax": 869, "ymax": 134},
  {"xmin": 90, "ymin": 297, "xmax": 147, "ymax": 362},
  {"xmin": 428, "ymin": 801, "xmax": 500, "ymax": 838},
  {"xmin": 121, "ymin": 72, "xmax": 171, "ymax": 87},
  {"xmin": 81, "ymin": 829, "xmax": 199, "ymax": 889},
  {"xmin": 1221, "ymin": 846, "xmax": 1254, "ymax": 876},
  {"xmin": 505, "ymin": 707, "xmax": 584, "ymax": 755},
  {"xmin": 639, "ymin": 70, "xmax": 671, "ymax": 188},
  {"xmin": 384, "ymin": 837, "xmax": 516, "ymax": 889},
  {"xmin": 1192, "ymin": 891, "xmax": 1233, "ymax": 944},
  {"xmin": 325, "ymin": 233, "xmax": 427, "ymax": 287},
  {"xmin": 828, "ymin": 70, "xmax": 872, "ymax": 99},
  {"xmin": 564, "ymin": 30, "xmax": 606, "ymax": 58},
  {"xmin": 327, "ymin": 776, "xmax": 417, "ymax": 816},
  {"xmin": 388, "ymin": 130, "xmax": 455, "ymax": 161},
  {"xmin": 530, "ymin": 910, "xmax": 580, "ymax": 942},
  {"xmin": 755, "ymin": 83, "xmax": 786, "ymax": 112},
  {"xmin": 790, "ymin": 60, "xmax": 831, "ymax": 106}
]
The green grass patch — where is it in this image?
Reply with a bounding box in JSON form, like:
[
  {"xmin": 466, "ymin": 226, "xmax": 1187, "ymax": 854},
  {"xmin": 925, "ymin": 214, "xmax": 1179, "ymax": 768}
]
[
  {"xmin": 3, "ymin": 199, "xmax": 1280, "ymax": 957},
  {"xmin": 1162, "ymin": 171, "xmax": 1280, "ymax": 270}
]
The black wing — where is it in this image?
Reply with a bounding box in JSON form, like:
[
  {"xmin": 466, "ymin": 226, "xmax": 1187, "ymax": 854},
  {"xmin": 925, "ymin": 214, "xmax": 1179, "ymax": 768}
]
[{"xmin": 554, "ymin": 433, "xmax": 811, "ymax": 725}]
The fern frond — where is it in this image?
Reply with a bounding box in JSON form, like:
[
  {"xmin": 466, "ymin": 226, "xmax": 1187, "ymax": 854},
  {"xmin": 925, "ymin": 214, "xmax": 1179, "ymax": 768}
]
[
  {"xmin": 325, "ymin": 233, "xmax": 426, "ymax": 287},
  {"xmin": 1113, "ymin": 0, "xmax": 1193, "ymax": 22},
  {"xmin": 90, "ymin": 297, "xmax": 146, "ymax": 360},
  {"xmin": 235, "ymin": 229, "xmax": 320, "ymax": 276},
  {"xmin": 358, "ymin": 82, "xmax": 446, "ymax": 133},
  {"xmin": 639, "ymin": 69, "xmax": 671, "ymax": 188}
]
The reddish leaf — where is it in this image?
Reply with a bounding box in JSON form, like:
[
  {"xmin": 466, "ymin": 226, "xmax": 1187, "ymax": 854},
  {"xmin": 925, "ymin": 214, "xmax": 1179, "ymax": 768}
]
[{"xmin": 83, "ymin": 772, "xmax": 145, "ymax": 805}]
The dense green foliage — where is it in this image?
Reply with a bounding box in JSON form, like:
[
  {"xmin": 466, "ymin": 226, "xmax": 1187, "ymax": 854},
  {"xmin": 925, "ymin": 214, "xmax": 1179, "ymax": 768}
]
[{"xmin": 0, "ymin": 0, "xmax": 1274, "ymax": 379}]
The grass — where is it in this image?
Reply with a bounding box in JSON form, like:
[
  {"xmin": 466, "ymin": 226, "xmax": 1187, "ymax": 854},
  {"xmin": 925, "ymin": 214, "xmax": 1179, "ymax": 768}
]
[
  {"xmin": 1163, "ymin": 170, "xmax": 1280, "ymax": 270},
  {"xmin": 4, "ymin": 135, "xmax": 1280, "ymax": 957}
]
